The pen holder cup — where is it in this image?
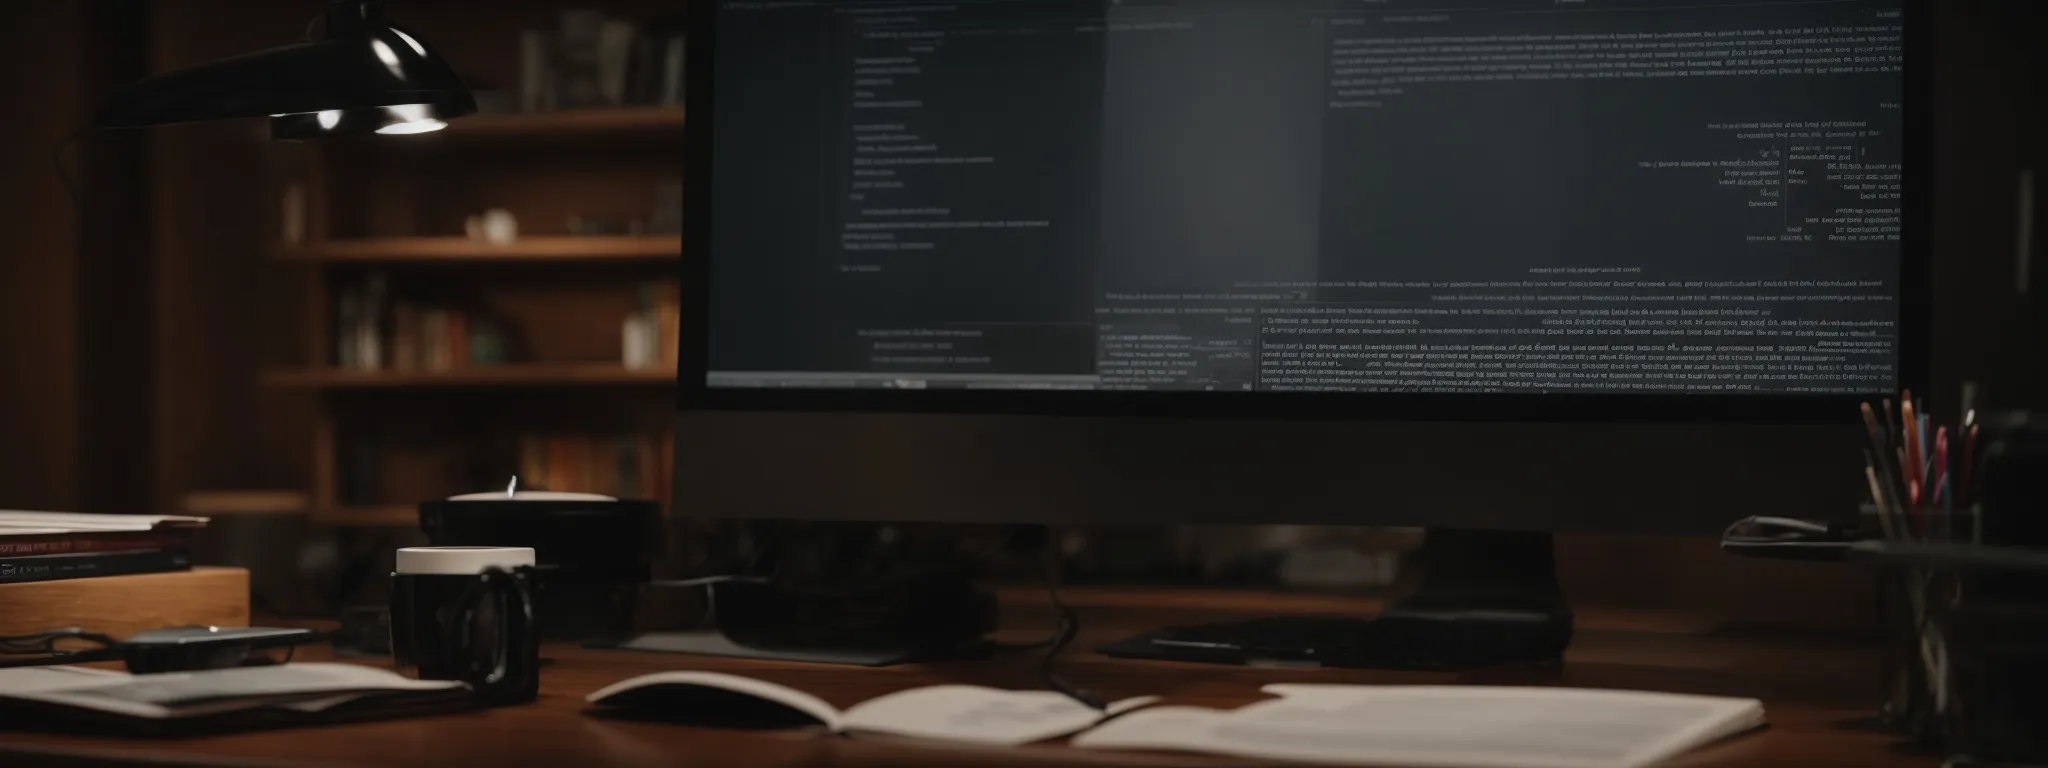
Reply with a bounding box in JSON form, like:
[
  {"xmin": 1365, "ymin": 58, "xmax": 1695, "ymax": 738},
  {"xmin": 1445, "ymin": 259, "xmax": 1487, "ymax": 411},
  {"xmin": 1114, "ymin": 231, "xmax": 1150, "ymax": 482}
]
[
  {"xmin": 1938, "ymin": 597, "xmax": 2048, "ymax": 764},
  {"xmin": 1876, "ymin": 562, "xmax": 1943, "ymax": 744},
  {"xmin": 1867, "ymin": 541, "xmax": 2048, "ymax": 765}
]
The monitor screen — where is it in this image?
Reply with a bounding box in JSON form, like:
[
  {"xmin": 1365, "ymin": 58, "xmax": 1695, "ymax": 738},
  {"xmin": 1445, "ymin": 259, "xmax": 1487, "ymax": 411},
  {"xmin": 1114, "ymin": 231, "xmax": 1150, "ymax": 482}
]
[{"xmin": 700, "ymin": 0, "xmax": 1908, "ymax": 398}]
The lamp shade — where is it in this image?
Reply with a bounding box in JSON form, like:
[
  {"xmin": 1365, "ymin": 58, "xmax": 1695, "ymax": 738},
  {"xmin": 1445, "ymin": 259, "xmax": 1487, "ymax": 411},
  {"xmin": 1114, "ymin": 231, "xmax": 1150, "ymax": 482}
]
[{"xmin": 94, "ymin": 1, "xmax": 474, "ymax": 139}]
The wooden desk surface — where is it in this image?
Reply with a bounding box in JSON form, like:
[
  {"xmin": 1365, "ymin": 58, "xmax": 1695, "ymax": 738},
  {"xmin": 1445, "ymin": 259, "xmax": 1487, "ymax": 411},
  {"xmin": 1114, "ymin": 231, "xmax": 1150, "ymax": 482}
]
[{"xmin": 0, "ymin": 588, "xmax": 1937, "ymax": 768}]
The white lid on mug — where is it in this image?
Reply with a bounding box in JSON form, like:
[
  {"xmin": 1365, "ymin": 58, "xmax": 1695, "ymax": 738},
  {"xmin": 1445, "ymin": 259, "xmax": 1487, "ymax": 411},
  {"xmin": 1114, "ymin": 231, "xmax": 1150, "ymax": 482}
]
[{"xmin": 396, "ymin": 547, "xmax": 536, "ymax": 576}]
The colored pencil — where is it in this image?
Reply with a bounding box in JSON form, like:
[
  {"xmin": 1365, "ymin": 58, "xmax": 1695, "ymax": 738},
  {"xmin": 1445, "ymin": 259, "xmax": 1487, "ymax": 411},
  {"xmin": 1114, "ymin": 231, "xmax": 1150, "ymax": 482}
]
[{"xmin": 1901, "ymin": 398, "xmax": 1922, "ymax": 492}]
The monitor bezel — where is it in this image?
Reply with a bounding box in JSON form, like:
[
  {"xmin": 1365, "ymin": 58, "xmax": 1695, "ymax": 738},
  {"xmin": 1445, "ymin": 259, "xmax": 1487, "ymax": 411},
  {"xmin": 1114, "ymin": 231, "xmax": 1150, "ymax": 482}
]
[{"xmin": 678, "ymin": 0, "xmax": 1931, "ymax": 426}]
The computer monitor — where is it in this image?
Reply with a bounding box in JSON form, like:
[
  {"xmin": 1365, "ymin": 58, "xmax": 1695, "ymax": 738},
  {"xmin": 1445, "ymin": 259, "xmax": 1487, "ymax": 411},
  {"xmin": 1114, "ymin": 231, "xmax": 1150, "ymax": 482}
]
[{"xmin": 676, "ymin": 0, "xmax": 1925, "ymax": 666}]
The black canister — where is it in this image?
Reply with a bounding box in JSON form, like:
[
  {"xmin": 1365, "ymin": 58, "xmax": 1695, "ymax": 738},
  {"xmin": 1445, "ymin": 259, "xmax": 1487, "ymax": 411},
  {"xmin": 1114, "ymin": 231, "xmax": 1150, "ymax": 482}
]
[{"xmin": 417, "ymin": 489, "xmax": 664, "ymax": 641}]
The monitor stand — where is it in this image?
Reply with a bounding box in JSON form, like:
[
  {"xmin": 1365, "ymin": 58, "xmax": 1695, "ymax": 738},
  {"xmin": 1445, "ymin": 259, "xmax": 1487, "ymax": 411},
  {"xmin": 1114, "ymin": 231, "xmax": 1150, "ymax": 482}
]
[{"xmin": 1098, "ymin": 529, "xmax": 1574, "ymax": 671}]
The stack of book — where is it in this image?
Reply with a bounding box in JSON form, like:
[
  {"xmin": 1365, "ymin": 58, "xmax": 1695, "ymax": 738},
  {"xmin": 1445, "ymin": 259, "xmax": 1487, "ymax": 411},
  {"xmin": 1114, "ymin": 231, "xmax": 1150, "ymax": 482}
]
[
  {"xmin": 0, "ymin": 512, "xmax": 204, "ymax": 585},
  {"xmin": 521, "ymin": 10, "xmax": 686, "ymax": 113},
  {"xmin": 393, "ymin": 303, "xmax": 510, "ymax": 372},
  {"xmin": 622, "ymin": 280, "xmax": 681, "ymax": 370},
  {"xmin": 334, "ymin": 275, "xmax": 512, "ymax": 373}
]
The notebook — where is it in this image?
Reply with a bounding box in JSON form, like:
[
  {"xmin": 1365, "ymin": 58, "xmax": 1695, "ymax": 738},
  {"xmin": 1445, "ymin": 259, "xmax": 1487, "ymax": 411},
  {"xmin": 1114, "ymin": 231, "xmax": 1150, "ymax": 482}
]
[
  {"xmin": 1071, "ymin": 684, "xmax": 1766, "ymax": 768},
  {"xmin": 0, "ymin": 663, "xmax": 472, "ymax": 736},
  {"xmin": 585, "ymin": 671, "xmax": 1156, "ymax": 746}
]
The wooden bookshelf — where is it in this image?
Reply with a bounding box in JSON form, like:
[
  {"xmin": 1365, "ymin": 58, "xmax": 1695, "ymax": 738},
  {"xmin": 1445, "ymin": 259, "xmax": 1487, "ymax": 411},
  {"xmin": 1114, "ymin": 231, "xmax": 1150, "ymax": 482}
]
[
  {"xmin": 309, "ymin": 505, "xmax": 420, "ymax": 529},
  {"xmin": 274, "ymin": 235, "xmax": 681, "ymax": 264},
  {"xmin": 440, "ymin": 106, "xmax": 684, "ymax": 137},
  {"xmin": 255, "ymin": 3, "xmax": 688, "ymax": 523},
  {"xmin": 263, "ymin": 364, "xmax": 677, "ymax": 390}
]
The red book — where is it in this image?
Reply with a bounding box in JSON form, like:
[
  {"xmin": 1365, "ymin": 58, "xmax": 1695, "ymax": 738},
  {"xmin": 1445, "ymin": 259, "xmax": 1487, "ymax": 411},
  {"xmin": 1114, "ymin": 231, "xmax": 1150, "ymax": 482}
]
[
  {"xmin": 448, "ymin": 310, "xmax": 469, "ymax": 370},
  {"xmin": 0, "ymin": 530, "xmax": 194, "ymax": 557}
]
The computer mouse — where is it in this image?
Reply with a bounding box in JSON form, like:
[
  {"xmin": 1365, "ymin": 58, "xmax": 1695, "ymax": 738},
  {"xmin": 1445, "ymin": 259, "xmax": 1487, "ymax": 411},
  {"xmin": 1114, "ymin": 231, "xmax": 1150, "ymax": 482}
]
[
  {"xmin": 1723, "ymin": 516, "xmax": 1836, "ymax": 542},
  {"xmin": 584, "ymin": 671, "xmax": 839, "ymax": 730}
]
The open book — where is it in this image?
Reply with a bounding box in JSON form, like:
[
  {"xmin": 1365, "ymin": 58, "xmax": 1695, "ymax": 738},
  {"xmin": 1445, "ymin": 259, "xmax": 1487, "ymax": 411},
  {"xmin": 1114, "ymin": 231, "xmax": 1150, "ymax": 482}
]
[
  {"xmin": 0, "ymin": 663, "xmax": 472, "ymax": 736},
  {"xmin": 585, "ymin": 671, "xmax": 1156, "ymax": 746},
  {"xmin": 1072, "ymin": 684, "xmax": 1766, "ymax": 768}
]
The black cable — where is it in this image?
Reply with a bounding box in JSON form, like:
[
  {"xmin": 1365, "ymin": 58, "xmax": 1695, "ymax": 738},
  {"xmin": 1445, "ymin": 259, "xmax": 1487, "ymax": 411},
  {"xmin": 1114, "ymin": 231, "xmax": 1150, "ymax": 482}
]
[
  {"xmin": 0, "ymin": 651, "xmax": 124, "ymax": 669},
  {"xmin": 1039, "ymin": 526, "xmax": 1106, "ymax": 711},
  {"xmin": 0, "ymin": 628, "xmax": 123, "ymax": 668},
  {"xmin": 0, "ymin": 628, "xmax": 120, "ymax": 656}
]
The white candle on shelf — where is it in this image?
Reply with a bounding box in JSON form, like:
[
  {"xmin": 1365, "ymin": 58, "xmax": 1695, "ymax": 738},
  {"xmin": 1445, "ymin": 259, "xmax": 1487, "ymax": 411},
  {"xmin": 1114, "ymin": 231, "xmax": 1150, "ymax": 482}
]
[
  {"xmin": 445, "ymin": 476, "xmax": 615, "ymax": 503},
  {"xmin": 447, "ymin": 491, "xmax": 617, "ymax": 502}
]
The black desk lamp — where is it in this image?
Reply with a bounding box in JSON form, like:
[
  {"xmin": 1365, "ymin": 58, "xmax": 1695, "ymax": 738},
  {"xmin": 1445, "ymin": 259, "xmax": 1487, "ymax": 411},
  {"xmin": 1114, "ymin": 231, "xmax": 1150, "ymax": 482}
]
[{"xmin": 94, "ymin": 0, "xmax": 474, "ymax": 139}]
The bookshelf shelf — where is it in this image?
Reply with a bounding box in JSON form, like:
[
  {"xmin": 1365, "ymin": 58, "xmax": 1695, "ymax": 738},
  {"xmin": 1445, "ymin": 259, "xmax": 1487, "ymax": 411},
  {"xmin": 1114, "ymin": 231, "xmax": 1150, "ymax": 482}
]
[
  {"xmin": 439, "ymin": 107, "xmax": 685, "ymax": 137},
  {"xmin": 309, "ymin": 505, "xmax": 420, "ymax": 528},
  {"xmin": 274, "ymin": 236, "xmax": 681, "ymax": 264},
  {"xmin": 263, "ymin": 364, "xmax": 677, "ymax": 389}
]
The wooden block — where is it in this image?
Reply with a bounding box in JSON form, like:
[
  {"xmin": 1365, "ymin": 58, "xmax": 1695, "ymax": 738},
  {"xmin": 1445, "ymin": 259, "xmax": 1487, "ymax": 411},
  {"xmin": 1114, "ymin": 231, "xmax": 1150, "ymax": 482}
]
[{"xmin": 0, "ymin": 567, "xmax": 250, "ymax": 640}]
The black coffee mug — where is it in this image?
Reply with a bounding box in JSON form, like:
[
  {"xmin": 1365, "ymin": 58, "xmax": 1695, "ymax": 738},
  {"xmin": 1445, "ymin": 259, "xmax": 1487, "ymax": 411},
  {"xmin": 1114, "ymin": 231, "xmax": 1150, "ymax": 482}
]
[{"xmin": 390, "ymin": 547, "xmax": 540, "ymax": 705}]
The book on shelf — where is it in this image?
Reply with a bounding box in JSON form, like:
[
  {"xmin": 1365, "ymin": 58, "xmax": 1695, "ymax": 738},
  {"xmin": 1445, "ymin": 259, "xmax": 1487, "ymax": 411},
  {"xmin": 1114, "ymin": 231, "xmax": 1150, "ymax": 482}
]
[
  {"xmin": 520, "ymin": 11, "xmax": 686, "ymax": 112},
  {"xmin": 408, "ymin": 307, "xmax": 507, "ymax": 371},
  {"xmin": 517, "ymin": 428, "xmax": 674, "ymax": 506},
  {"xmin": 335, "ymin": 291, "xmax": 361, "ymax": 369},
  {"xmin": 622, "ymin": 279, "xmax": 681, "ymax": 370},
  {"xmin": 335, "ymin": 283, "xmax": 511, "ymax": 374},
  {"xmin": 390, "ymin": 304, "xmax": 419, "ymax": 372}
]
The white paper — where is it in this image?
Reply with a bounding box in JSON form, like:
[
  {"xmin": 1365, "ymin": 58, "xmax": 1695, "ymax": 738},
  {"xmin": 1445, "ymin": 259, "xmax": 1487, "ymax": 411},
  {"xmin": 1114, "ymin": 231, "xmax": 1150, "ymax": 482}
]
[
  {"xmin": 585, "ymin": 671, "xmax": 845, "ymax": 730},
  {"xmin": 1074, "ymin": 685, "xmax": 1764, "ymax": 768},
  {"xmin": 0, "ymin": 663, "xmax": 463, "ymax": 720},
  {"xmin": 0, "ymin": 665, "xmax": 131, "ymax": 693},
  {"xmin": 0, "ymin": 511, "xmax": 208, "ymax": 535},
  {"xmin": 841, "ymin": 686, "xmax": 1158, "ymax": 746}
]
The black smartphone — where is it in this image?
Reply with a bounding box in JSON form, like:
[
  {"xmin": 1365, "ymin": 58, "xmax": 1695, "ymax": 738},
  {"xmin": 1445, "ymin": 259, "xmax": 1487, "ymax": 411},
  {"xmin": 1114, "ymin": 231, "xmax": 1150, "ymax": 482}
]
[{"xmin": 121, "ymin": 626, "xmax": 322, "ymax": 673}]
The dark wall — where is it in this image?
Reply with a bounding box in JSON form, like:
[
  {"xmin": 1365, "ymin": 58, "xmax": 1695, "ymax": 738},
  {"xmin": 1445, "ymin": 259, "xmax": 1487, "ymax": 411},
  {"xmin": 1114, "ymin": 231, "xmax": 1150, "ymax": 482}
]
[
  {"xmin": 143, "ymin": 0, "xmax": 319, "ymax": 516},
  {"xmin": 1930, "ymin": 2, "xmax": 2047, "ymax": 414},
  {"xmin": 0, "ymin": 2, "xmax": 149, "ymax": 513}
]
